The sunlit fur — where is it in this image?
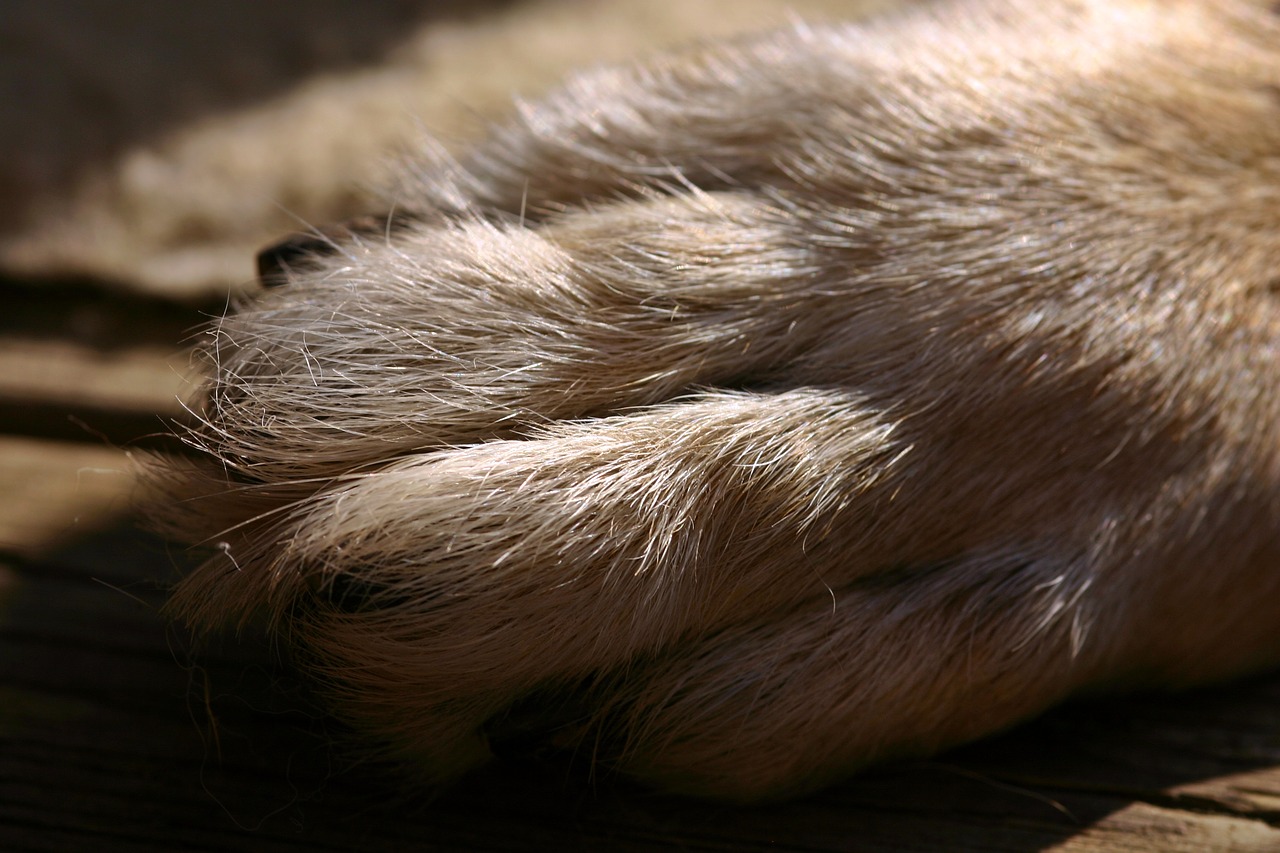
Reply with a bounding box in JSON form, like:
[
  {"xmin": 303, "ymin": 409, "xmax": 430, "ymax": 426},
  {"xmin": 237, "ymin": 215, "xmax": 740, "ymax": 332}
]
[{"xmin": 157, "ymin": 0, "xmax": 1280, "ymax": 801}]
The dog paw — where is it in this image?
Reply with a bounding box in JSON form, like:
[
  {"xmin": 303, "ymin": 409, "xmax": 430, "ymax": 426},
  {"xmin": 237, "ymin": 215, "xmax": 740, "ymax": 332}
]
[{"xmin": 160, "ymin": 0, "xmax": 1280, "ymax": 800}]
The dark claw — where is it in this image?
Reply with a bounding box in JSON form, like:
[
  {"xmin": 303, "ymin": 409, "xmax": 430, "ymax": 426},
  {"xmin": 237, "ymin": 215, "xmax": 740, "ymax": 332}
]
[{"xmin": 256, "ymin": 213, "xmax": 393, "ymax": 286}]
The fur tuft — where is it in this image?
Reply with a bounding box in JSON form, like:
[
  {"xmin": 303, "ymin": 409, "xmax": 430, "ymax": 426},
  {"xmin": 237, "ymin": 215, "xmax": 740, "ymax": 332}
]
[{"xmin": 155, "ymin": 0, "xmax": 1280, "ymax": 799}]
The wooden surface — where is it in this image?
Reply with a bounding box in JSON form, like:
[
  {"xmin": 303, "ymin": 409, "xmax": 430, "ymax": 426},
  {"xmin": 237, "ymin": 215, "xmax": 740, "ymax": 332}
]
[{"xmin": 4, "ymin": 280, "xmax": 1280, "ymax": 852}]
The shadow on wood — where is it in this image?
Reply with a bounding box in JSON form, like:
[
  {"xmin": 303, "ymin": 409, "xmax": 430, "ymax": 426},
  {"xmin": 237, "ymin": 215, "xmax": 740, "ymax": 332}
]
[{"xmin": 2, "ymin": 506, "xmax": 1278, "ymax": 851}]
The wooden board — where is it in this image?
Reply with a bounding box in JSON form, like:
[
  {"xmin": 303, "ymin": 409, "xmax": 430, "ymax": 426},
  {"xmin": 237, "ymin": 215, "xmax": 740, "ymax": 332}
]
[{"xmin": 3, "ymin": 282, "xmax": 1279, "ymax": 852}]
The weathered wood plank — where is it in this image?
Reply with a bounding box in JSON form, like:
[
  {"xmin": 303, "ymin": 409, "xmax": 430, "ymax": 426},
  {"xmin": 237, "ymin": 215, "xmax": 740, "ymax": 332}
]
[
  {"xmin": 0, "ymin": 282, "xmax": 203, "ymax": 449},
  {"xmin": 2, "ymin": 509, "xmax": 1279, "ymax": 851},
  {"xmin": 0, "ymin": 437, "xmax": 136, "ymax": 557},
  {"xmin": 0, "ymin": 339, "xmax": 193, "ymax": 413}
]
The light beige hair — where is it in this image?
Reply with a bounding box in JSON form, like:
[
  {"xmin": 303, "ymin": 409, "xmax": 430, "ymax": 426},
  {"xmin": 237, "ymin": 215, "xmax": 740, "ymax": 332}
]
[{"xmin": 157, "ymin": 0, "xmax": 1280, "ymax": 800}]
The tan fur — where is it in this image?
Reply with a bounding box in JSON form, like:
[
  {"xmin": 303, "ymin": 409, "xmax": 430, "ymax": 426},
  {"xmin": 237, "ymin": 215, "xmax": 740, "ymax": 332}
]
[{"xmin": 156, "ymin": 0, "xmax": 1280, "ymax": 801}]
